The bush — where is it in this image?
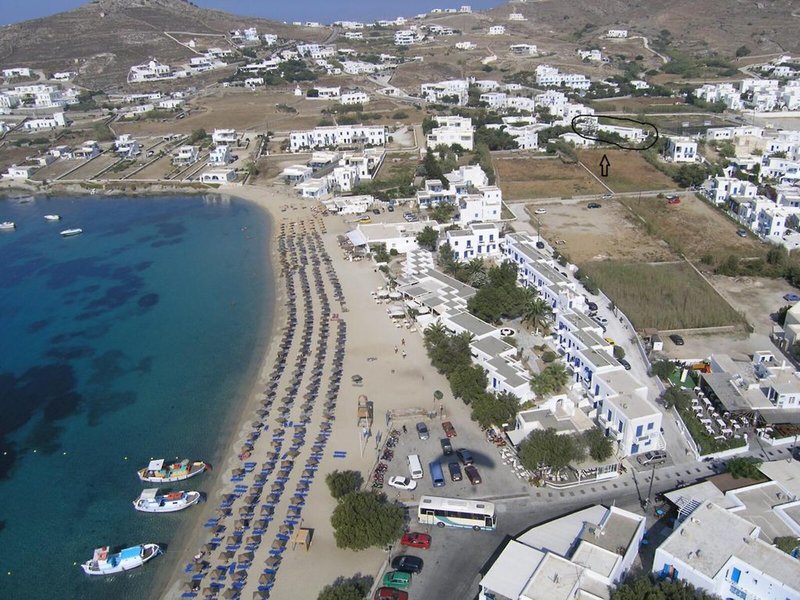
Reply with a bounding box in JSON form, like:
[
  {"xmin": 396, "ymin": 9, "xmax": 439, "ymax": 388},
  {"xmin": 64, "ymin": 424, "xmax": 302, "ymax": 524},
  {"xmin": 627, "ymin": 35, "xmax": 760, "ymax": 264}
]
[
  {"xmin": 725, "ymin": 457, "xmax": 764, "ymax": 480},
  {"xmin": 519, "ymin": 428, "xmax": 584, "ymax": 471},
  {"xmin": 584, "ymin": 428, "xmax": 613, "ymax": 461},
  {"xmin": 541, "ymin": 351, "xmax": 556, "ymax": 363},
  {"xmin": 318, "ymin": 575, "xmax": 373, "ymax": 600},
  {"xmin": 326, "ymin": 470, "xmax": 363, "ymax": 499},
  {"xmin": 330, "ymin": 492, "xmax": 404, "ymax": 551},
  {"xmin": 391, "ymin": 111, "xmax": 409, "ymax": 119},
  {"xmin": 612, "ymin": 345, "xmax": 626, "ymax": 360}
]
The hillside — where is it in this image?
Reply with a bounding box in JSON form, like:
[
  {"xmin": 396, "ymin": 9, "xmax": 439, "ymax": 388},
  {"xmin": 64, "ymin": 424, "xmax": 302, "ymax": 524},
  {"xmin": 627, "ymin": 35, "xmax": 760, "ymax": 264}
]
[{"xmin": 0, "ymin": 0, "xmax": 331, "ymax": 90}]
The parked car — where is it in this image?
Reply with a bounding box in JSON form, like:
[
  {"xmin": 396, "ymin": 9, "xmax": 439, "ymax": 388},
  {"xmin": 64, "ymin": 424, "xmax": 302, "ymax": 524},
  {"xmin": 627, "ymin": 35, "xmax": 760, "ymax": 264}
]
[
  {"xmin": 374, "ymin": 588, "xmax": 408, "ymax": 600},
  {"xmin": 594, "ymin": 316, "xmax": 609, "ymax": 326},
  {"xmin": 670, "ymin": 334, "xmax": 685, "ymax": 346},
  {"xmin": 448, "ymin": 461, "xmax": 462, "ymax": 481},
  {"xmin": 587, "ymin": 202, "xmax": 602, "ymax": 209},
  {"xmin": 441, "ymin": 421, "xmax": 457, "ymax": 437},
  {"xmin": 637, "ymin": 450, "xmax": 667, "ymax": 466},
  {"xmin": 604, "ymin": 337, "xmax": 615, "ymax": 346},
  {"xmin": 464, "ymin": 465, "xmax": 482, "ymax": 485},
  {"xmin": 586, "ymin": 301, "xmax": 598, "ymax": 312},
  {"xmin": 440, "ymin": 438, "xmax": 453, "ymax": 455},
  {"xmin": 146, "ymin": 150, "xmax": 155, "ymax": 157},
  {"xmin": 667, "ymin": 195, "xmax": 681, "ymax": 205},
  {"xmin": 372, "ymin": 208, "xmax": 381, "ymax": 215},
  {"xmin": 534, "ymin": 208, "xmax": 547, "ymax": 214},
  {"xmin": 619, "ymin": 358, "xmax": 632, "ymax": 371},
  {"xmin": 602, "ymin": 193, "xmax": 613, "ymax": 199},
  {"xmin": 456, "ymin": 448, "xmax": 474, "ymax": 466},
  {"xmin": 736, "ymin": 229, "xmax": 748, "ymax": 237},
  {"xmin": 388, "ymin": 476, "xmax": 417, "ymax": 491},
  {"xmin": 416, "ymin": 422, "xmax": 429, "ymax": 440},
  {"xmin": 784, "ymin": 293, "xmax": 800, "ymax": 302},
  {"xmin": 382, "ymin": 571, "xmax": 411, "ymax": 590},
  {"xmin": 391, "ymin": 555, "xmax": 424, "ymax": 575},
  {"xmin": 400, "ymin": 532, "xmax": 431, "ymax": 550},
  {"xmin": 387, "ymin": 205, "xmax": 395, "ymax": 212}
]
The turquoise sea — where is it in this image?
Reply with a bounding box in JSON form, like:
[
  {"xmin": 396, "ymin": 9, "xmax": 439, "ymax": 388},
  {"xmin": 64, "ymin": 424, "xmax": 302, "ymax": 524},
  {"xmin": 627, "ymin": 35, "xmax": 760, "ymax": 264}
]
[{"xmin": 0, "ymin": 194, "xmax": 273, "ymax": 599}]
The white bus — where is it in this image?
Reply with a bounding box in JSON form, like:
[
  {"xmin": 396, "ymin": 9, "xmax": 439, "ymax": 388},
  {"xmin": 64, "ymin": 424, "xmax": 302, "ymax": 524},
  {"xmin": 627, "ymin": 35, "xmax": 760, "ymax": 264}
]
[{"xmin": 417, "ymin": 495, "xmax": 496, "ymax": 531}]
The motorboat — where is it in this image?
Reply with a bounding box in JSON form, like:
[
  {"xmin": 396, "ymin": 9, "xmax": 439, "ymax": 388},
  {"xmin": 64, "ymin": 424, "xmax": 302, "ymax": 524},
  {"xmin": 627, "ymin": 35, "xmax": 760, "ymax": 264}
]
[
  {"xmin": 137, "ymin": 459, "xmax": 210, "ymax": 483},
  {"xmin": 44, "ymin": 215, "xmax": 62, "ymax": 221},
  {"xmin": 60, "ymin": 228, "xmax": 83, "ymax": 237},
  {"xmin": 133, "ymin": 488, "xmax": 201, "ymax": 513},
  {"xmin": 0, "ymin": 222, "xmax": 15, "ymax": 231},
  {"xmin": 80, "ymin": 544, "xmax": 161, "ymax": 576}
]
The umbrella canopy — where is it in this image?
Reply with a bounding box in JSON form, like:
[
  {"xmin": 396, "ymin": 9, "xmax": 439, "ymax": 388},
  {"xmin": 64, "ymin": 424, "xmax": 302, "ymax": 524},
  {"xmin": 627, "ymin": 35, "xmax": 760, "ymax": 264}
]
[
  {"xmin": 218, "ymin": 550, "xmax": 233, "ymax": 561},
  {"xmin": 351, "ymin": 374, "xmax": 363, "ymax": 382},
  {"xmin": 260, "ymin": 506, "xmax": 274, "ymax": 516},
  {"xmin": 271, "ymin": 539, "xmax": 286, "ymax": 549},
  {"xmin": 290, "ymin": 496, "xmax": 304, "ymax": 505},
  {"xmin": 205, "ymin": 543, "xmax": 217, "ymax": 552},
  {"xmin": 231, "ymin": 570, "xmax": 247, "ymax": 581},
  {"xmin": 238, "ymin": 552, "xmax": 254, "ymax": 563},
  {"xmin": 264, "ymin": 556, "xmax": 280, "ymax": 568},
  {"xmin": 222, "ymin": 589, "xmax": 238, "ymax": 599},
  {"xmin": 203, "ymin": 587, "xmax": 216, "ymax": 598},
  {"xmin": 213, "ymin": 524, "xmax": 226, "ymax": 534},
  {"xmin": 226, "ymin": 536, "xmax": 239, "ymax": 545},
  {"xmin": 271, "ymin": 483, "xmax": 283, "ymax": 492},
  {"xmin": 238, "ymin": 507, "xmax": 252, "ymax": 517},
  {"xmin": 258, "ymin": 573, "xmax": 275, "ymax": 584},
  {"xmin": 246, "ymin": 535, "xmax": 261, "ymax": 544},
  {"xmin": 278, "ymin": 525, "xmax": 292, "ymax": 535},
  {"xmin": 192, "ymin": 561, "xmax": 206, "ymax": 572},
  {"xmin": 306, "ymin": 457, "xmax": 319, "ymax": 465}
]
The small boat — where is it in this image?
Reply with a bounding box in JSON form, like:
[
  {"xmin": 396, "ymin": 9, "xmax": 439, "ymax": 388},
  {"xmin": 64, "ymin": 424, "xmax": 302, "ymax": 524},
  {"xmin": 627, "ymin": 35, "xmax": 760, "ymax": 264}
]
[
  {"xmin": 80, "ymin": 544, "xmax": 161, "ymax": 576},
  {"xmin": 0, "ymin": 222, "xmax": 15, "ymax": 231},
  {"xmin": 44, "ymin": 215, "xmax": 62, "ymax": 221},
  {"xmin": 60, "ymin": 228, "xmax": 83, "ymax": 237},
  {"xmin": 137, "ymin": 459, "xmax": 210, "ymax": 483},
  {"xmin": 133, "ymin": 488, "xmax": 201, "ymax": 513}
]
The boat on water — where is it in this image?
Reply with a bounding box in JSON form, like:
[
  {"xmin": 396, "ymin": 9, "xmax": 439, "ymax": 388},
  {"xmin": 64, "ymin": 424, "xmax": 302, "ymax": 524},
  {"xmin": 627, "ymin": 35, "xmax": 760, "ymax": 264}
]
[
  {"xmin": 80, "ymin": 544, "xmax": 161, "ymax": 576},
  {"xmin": 137, "ymin": 459, "xmax": 210, "ymax": 483},
  {"xmin": 133, "ymin": 488, "xmax": 201, "ymax": 513},
  {"xmin": 60, "ymin": 228, "xmax": 83, "ymax": 237},
  {"xmin": 44, "ymin": 214, "xmax": 62, "ymax": 221},
  {"xmin": 0, "ymin": 222, "xmax": 15, "ymax": 231}
]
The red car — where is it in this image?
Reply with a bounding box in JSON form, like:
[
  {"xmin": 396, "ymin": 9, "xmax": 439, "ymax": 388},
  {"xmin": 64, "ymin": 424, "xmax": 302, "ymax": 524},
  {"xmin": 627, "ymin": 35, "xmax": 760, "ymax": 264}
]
[
  {"xmin": 666, "ymin": 196, "xmax": 681, "ymax": 205},
  {"xmin": 401, "ymin": 532, "xmax": 431, "ymax": 550},
  {"xmin": 441, "ymin": 421, "xmax": 457, "ymax": 437},
  {"xmin": 374, "ymin": 588, "xmax": 408, "ymax": 600}
]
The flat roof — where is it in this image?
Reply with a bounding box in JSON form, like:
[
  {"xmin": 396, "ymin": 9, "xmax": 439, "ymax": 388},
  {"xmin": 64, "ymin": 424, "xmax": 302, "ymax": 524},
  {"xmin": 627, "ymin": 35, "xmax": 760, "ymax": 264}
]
[
  {"xmin": 471, "ymin": 335, "xmax": 514, "ymax": 357},
  {"xmin": 487, "ymin": 356, "xmax": 529, "ymax": 388},
  {"xmin": 563, "ymin": 310, "xmax": 600, "ymax": 331},
  {"xmin": 522, "ymin": 554, "xmax": 610, "ymax": 600},
  {"xmin": 582, "ymin": 348, "xmax": 619, "ymax": 370},
  {"xmin": 729, "ymin": 483, "xmax": 798, "ymax": 542},
  {"xmin": 659, "ymin": 501, "xmax": 800, "ymax": 589},
  {"xmin": 447, "ymin": 311, "xmax": 496, "ymax": 337},
  {"xmin": 518, "ymin": 408, "xmax": 577, "ymax": 433},
  {"xmin": 480, "ymin": 540, "xmax": 543, "ymax": 599},
  {"xmin": 701, "ymin": 373, "xmax": 772, "ymax": 412},
  {"xmin": 596, "ymin": 369, "xmax": 646, "ymax": 397},
  {"xmin": 759, "ymin": 459, "xmax": 800, "ymax": 498},
  {"xmin": 573, "ymin": 328, "xmax": 607, "ymax": 349}
]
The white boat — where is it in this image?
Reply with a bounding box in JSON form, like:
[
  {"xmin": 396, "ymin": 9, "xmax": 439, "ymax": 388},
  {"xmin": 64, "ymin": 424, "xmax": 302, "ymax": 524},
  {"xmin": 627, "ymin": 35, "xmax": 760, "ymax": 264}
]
[
  {"xmin": 44, "ymin": 214, "xmax": 62, "ymax": 221},
  {"xmin": 133, "ymin": 488, "xmax": 201, "ymax": 513},
  {"xmin": 137, "ymin": 459, "xmax": 210, "ymax": 483},
  {"xmin": 80, "ymin": 544, "xmax": 161, "ymax": 576},
  {"xmin": 0, "ymin": 222, "xmax": 15, "ymax": 231},
  {"xmin": 60, "ymin": 228, "xmax": 83, "ymax": 237}
]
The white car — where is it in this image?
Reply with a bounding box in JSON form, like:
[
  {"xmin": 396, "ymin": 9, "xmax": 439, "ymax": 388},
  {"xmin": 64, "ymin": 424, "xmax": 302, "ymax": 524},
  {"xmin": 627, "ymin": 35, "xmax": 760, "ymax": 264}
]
[
  {"xmin": 388, "ymin": 476, "xmax": 417, "ymax": 491},
  {"xmin": 534, "ymin": 208, "xmax": 547, "ymax": 214},
  {"xmin": 594, "ymin": 316, "xmax": 609, "ymax": 326}
]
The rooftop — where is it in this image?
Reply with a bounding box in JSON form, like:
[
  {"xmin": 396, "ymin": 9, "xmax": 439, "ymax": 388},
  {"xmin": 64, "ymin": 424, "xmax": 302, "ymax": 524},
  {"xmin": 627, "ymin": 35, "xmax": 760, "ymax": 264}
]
[
  {"xmin": 471, "ymin": 335, "xmax": 515, "ymax": 358},
  {"xmin": 447, "ymin": 311, "xmax": 496, "ymax": 338}
]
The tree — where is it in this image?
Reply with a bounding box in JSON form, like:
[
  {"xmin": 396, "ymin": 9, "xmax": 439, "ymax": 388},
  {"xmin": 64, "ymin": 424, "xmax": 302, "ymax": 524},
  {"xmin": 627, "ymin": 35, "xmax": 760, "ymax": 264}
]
[
  {"xmin": 583, "ymin": 428, "xmax": 613, "ymax": 461},
  {"xmin": 423, "ymin": 150, "xmax": 447, "ymax": 187},
  {"xmin": 330, "ymin": 492, "xmax": 404, "ymax": 551},
  {"xmin": 437, "ymin": 242, "xmax": 459, "ymax": 276},
  {"xmin": 530, "ymin": 363, "xmax": 569, "ymax": 397},
  {"xmin": 735, "ymin": 45, "xmax": 751, "ymax": 58},
  {"xmin": 416, "ymin": 226, "xmax": 439, "ymax": 251},
  {"xmin": 326, "ymin": 470, "xmax": 363, "ymax": 499},
  {"xmin": 188, "ymin": 128, "xmax": 208, "ymax": 145},
  {"xmin": 651, "ymin": 360, "xmax": 676, "ymax": 381},
  {"xmin": 470, "ymin": 391, "xmax": 520, "ymax": 427},
  {"xmin": 612, "ymin": 573, "xmax": 718, "ymax": 599},
  {"xmin": 662, "ymin": 387, "xmax": 691, "ymax": 411},
  {"xmin": 522, "ymin": 294, "xmax": 553, "ymax": 332},
  {"xmin": 519, "ymin": 428, "xmax": 584, "ymax": 471},
  {"xmin": 613, "ymin": 345, "xmax": 626, "ymax": 360},
  {"xmin": 725, "ymin": 457, "xmax": 764, "ymax": 480},
  {"xmin": 673, "ymin": 164, "xmax": 708, "ymax": 188},
  {"xmin": 318, "ymin": 575, "xmax": 373, "ymax": 600},
  {"xmin": 429, "ymin": 201, "xmax": 456, "ymax": 223},
  {"xmin": 449, "ymin": 364, "xmax": 489, "ymax": 405}
]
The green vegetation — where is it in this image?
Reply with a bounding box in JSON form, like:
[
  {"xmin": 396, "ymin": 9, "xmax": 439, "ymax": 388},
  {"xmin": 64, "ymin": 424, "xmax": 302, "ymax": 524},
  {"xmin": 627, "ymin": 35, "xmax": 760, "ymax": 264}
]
[
  {"xmin": 715, "ymin": 244, "xmax": 800, "ymax": 289},
  {"xmin": 584, "ymin": 262, "xmax": 745, "ymax": 330},
  {"xmin": 317, "ymin": 576, "xmax": 373, "ymax": 600},
  {"xmin": 330, "ymin": 492, "xmax": 404, "ymax": 551},
  {"xmin": 472, "ymin": 143, "xmax": 496, "ymax": 184},
  {"xmin": 429, "ymin": 201, "xmax": 456, "ymax": 223},
  {"xmin": 415, "ymin": 226, "xmax": 439, "ymax": 251},
  {"xmin": 467, "ymin": 262, "xmax": 530, "ymax": 323},
  {"xmin": 613, "ymin": 345, "xmax": 626, "ymax": 360},
  {"xmin": 735, "ymin": 45, "xmax": 751, "ymax": 58},
  {"xmin": 371, "ymin": 244, "xmax": 390, "ymax": 263},
  {"xmin": 725, "ymin": 457, "xmax": 765, "ymax": 480},
  {"xmin": 612, "ymin": 573, "xmax": 720, "ymax": 600},
  {"xmin": 519, "ymin": 428, "xmax": 585, "ymax": 471},
  {"xmin": 664, "ymin": 388, "xmax": 747, "ymax": 455},
  {"xmin": 470, "ymin": 391, "xmax": 520, "ymax": 428},
  {"xmin": 530, "ymin": 363, "xmax": 569, "ymax": 398},
  {"xmin": 326, "ymin": 470, "xmax": 364, "ymax": 499},
  {"xmin": 584, "ymin": 428, "xmax": 614, "ymax": 461},
  {"xmin": 522, "ymin": 296, "xmax": 553, "ymax": 332},
  {"xmin": 774, "ymin": 536, "xmax": 800, "ymax": 557},
  {"xmin": 140, "ymin": 109, "xmax": 174, "ymax": 120},
  {"xmin": 475, "ymin": 126, "xmax": 519, "ymax": 151},
  {"xmin": 188, "ymin": 128, "xmax": 208, "ymax": 145},
  {"xmin": 92, "ymin": 121, "xmax": 115, "ymax": 142},
  {"xmin": 652, "ymin": 360, "xmax": 677, "ymax": 382},
  {"xmin": 391, "ymin": 111, "xmax": 409, "ymax": 119}
]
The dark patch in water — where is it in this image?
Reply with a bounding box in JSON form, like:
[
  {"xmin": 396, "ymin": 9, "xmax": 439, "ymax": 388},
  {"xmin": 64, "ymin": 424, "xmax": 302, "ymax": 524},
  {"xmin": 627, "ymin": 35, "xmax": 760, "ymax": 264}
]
[
  {"xmin": 24, "ymin": 420, "xmax": 65, "ymax": 455},
  {"xmin": 87, "ymin": 350, "xmax": 129, "ymax": 386},
  {"xmin": 0, "ymin": 364, "xmax": 81, "ymax": 480},
  {"xmin": 155, "ymin": 222, "xmax": 186, "ymax": 238},
  {"xmin": 136, "ymin": 234, "xmax": 157, "ymax": 244},
  {"xmin": 136, "ymin": 356, "xmax": 154, "ymax": 374},
  {"xmin": 46, "ymin": 346, "xmax": 95, "ymax": 361},
  {"xmin": 28, "ymin": 319, "xmax": 50, "ymax": 333},
  {"xmin": 135, "ymin": 261, "xmax": 153, "ymax": 272},
  {"xmin": 85, "ymin": 284, "xmax": 139, "ymax": 312},
  {"xmin": 86, "ymin": 390, "xmax": 137, "ymax": 427},
  {"xmin": 151, "ymin": 238, "xmax": 182, "ymax": 248},
  {"xmin": 75, "ymin": 309, "xmax": 104, "ymax": 322},
  {"xmin": 137, "ymin": 293, "xmax": 159, "ymax": 309}
]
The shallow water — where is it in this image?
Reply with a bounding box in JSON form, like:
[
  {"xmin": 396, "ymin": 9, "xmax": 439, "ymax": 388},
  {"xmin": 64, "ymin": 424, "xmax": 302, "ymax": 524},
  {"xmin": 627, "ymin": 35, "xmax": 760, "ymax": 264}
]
[{"xmin": 0, "ymin": 194, "xmax": 272, "ymax": 599}]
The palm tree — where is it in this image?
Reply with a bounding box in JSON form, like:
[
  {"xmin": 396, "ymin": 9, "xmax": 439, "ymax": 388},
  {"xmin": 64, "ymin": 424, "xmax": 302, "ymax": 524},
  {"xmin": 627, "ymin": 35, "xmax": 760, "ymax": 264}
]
[
  {"xmin": 522, "ymin": 295, "xmax": 553, "ymax": 333},
  {"xmin": 423, "ymin": 322, "xmax": 448, "ymax": 352}
]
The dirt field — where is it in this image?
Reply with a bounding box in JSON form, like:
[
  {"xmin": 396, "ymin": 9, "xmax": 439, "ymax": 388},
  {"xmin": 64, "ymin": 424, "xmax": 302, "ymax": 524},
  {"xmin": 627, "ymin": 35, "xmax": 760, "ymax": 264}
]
[
  {"xmin": 577, "ymin": 149, "xmax": 675, "ymax": 193},
  {"xmin": 132, "ymin": 154, "xmax": 178, "ymax": 181},
  {"xmin": 495, "ymin": 157, "xmax": 605, "ymax": 200},
  {"xmin": 618, "ymin": 194, "xmax": 764, "ymax": 263},
  {"xmin": 527, "ymin": 201, "xmax": 675, "ymax": 264},
  {"xmin": 29, "ymin": 159, "xmax": 80, "ymax": 181},
  {"xmin": 59, "ymin": 155, "xmax": 120, "ymax": 181},
  {"xmin": 376, "ymin": 153, "xmax": 418, "ymax": 183},
  {"xmin": 706, "ymin": 275, "xmax": 797, "ymax": 335}
]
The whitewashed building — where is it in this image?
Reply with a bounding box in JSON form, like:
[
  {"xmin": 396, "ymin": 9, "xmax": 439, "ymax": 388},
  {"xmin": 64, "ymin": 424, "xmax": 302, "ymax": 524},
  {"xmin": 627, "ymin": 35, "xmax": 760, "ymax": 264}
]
[
  {"xmin": 340, "ymin": 90, "xmax": 370, "ymax": 105},
  {"xmin": 200, "ymin": 169, "xmax": 237, "ymax": 184},
  {"xmin": 488, "ymin": 25, "xmax": 506, "ymax": 35},
  {"xmin": 535, "ymin": 65, "xmax": 591, "ymax": 90},
  {"xmin": 420, "ymin": 79, "xmax": 469, "ymax": 105},
  {"xmin": 607, "ymin": 29, "xmax": 628, "ymax": 38},
  {"xmin": 23, "ymin": 112, "xmax": 66, "ymax": 130},
  {"xmin": 664, "ymin": 136, "xmax": 698, "ymax": 163},
  {"xmin": 444, "ymin": 222, "xmax": 501, "ymax": 261},
  {"xmin": 128, "ymin": 59, "xmax": 173, "ymax": 83},
  {"xmin": 212, "ymin": 129, "xmax": 237, "ymax": 146},
  {"xmin": 289, "ymin": 125, "xmax": 386, "ymax": 152},
  {"xmin": 426, "ymin": 115, "xmax": 474, "ymax": 150},
  {"xmin": 172, "ymin": 145, "xmax": 199, "ymax": 166},
  {"xmin": 208, "ymin": 145, "xmax": 232, "ymax": 166}
]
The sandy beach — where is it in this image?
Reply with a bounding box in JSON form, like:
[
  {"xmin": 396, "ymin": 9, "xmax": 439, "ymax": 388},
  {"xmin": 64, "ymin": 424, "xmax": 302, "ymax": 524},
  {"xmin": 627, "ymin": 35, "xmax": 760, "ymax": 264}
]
[{"xmin": 160, "ymin": 182, "xmax": 454, "ymax": 600}]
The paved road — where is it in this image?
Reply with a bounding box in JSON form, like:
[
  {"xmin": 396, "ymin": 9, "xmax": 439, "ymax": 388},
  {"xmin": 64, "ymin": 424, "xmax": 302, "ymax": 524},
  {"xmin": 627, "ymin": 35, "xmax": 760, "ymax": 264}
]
[{"xmin": 411, "ymin": 443, "xmax": 796, "ymax": 600}]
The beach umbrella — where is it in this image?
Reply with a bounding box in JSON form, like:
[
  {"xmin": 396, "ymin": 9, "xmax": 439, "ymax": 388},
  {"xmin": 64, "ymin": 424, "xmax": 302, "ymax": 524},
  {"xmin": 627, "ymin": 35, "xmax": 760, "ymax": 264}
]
[
  {"xmin": 271, "ymin": 440, "xmax": 281, "ymax": 448},
  {"xmin": 222, "ymin": 589, "xmax": 237, "ymax": 599},
  {"xmin": 281, "ymin": 459, "xmax": 294, "ymax": 467},
  {"xmin": 275, "ymin": 416, "xmax": 287, "ymax": 425},
  {"xmin": 218, "ymin": 550, "xmax": 234, "ymax": 561},
  {"xmin": 192, "ymin": 561, "xmax": 206, "ymax": 573},
  {"xmin": 291, "ymin": 495, "xmax": 304, "ymax": 505},
  {"xmin": 307, "ymin": 457, "xmax": 319, "ymax": 466},
  {"xmin": 260, "ymin": 506, "xmax": 274, "ymax": 516},
  {"xmin": 231, "ymin": 570, "xmax": 247, "ymax": 581},
  {"xmin": 244, "ymin": 495, "xmax": 258, "ymax": 505},
  {"xmin": 238, "ymin": 552, "xmax": 254, "ymax": 563},
  {"xmin": 250, "ymin": 420, "xmax": 263, "ymax": 428},
  {"xmin": 232, "ymin": 468, "xmax": 245, "ymax": 477},
  {"xmin": 203, "ymin": 587, "xmax": 216, "ymax": 598},
  {"xmin": 226, "ymin": 535, "xmax": 240, "ymax": 545},
  {"xmin": 266, "ymin": 453, "xmax": 278, "ymax": 461},
  {"xmin": 238, "ymin": 507, "xmax": 252, "ymax": 517},
  {"xmin": 288, "ymin": 507, "xmax": 301, "ymax": 517},
  {"xmin": 264, "ymin": 556, "xmax": 280, "ymax": 568},
  {"xmin": 278, "ymin": 524, "xmax": 292, "ymax": 534},
  {"xmin": 255, "ymin": 518, "xmax": 269, "ymax": 529},
  {"xmin": 259, "ymin": 573, "xmax": 275, "ymax": 584},
  {"xmin": 246, "ymin": 534, "xmax": 261, "ymax": 544},
  {"xmin": 271, "ymin": 539, "xmax": 286, "ymax": 549},
  {"xmin": 217, "ymin": 508, "xmax": 232, "ymax": 517}
]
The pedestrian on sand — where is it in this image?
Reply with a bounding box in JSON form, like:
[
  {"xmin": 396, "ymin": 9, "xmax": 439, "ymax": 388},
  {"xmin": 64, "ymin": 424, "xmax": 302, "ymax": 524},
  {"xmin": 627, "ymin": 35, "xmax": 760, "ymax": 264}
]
[
  {"xmin": 402, "ymin": 350, "xmax": 407, "ymax": 359},
  {"xmin": 394, "ymin": 346, "xmax": 398, "ymax": 354},
  {"xmin": 401, "ymin": 338, "xmax": 405, "ymax": 346}
]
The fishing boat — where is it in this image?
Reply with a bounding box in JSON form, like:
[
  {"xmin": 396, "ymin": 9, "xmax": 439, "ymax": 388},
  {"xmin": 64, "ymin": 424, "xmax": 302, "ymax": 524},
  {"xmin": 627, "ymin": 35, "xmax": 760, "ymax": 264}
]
[
  {"xmin": 0, "ymin": 222, "xmax": 15, "ymax": 231},
  {"xmin": 133, "ymin": 488, "xmax": 201, "ymax": 513},
  {"xmin": 44, "ymin": 214, "xmax": 62, "ymax": 221},
  {"xmin": 137, "ymin": 459, "xmax": 210, "ymax": 483},
  {"xmin": 60, "ymin": 228, "xmax": 83, "ymax": 237},
  {"xmin": 80, "ymin": 544, "xmax": 161, "ymax": 576}
]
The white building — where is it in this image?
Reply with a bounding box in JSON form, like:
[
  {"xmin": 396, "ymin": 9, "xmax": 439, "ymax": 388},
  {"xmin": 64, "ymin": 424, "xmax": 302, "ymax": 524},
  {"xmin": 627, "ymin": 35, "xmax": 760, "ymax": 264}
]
[
  {"xmin": 653, "ymin": 501, "xmax": 800, "ymax": 600},
  {"xmin": 509, "ymin": 44, "xmax": 538, "ymax": 56},
  {"xmin": 708, "ymin": 176, "xmax": 758, "ymax": 205},
  {"xmin": 0, "ymin": 92, "xmax": 19, "ymax": 109},
  {"xmin": 426, "ymin": 115, "xmax": 474, "ymax": 151},
  {"xmin": 480, "ymin": 505, "xmax": 646, "ymax": 600},
  {"xmin": 208, "ymin": 145, "xmax": 233, "ymax": 166},
  {"xmin": 114, "ymin": 134, "xmax": 141, "ymax": 158},
  {"xmin": 508, "ymin": 13, "xmax": 527, "ymax": 21},
  {"xmin": 3, "ymin": 165, "xmax": 37, "ymax": 179},
  {"xmin": 158, "ymin": 98, "xmax": 184, "ymax": 109},
  {"xmin": 212, "ymin": 129, "xmax": 237, "ymax": 146},
  {"xmin": 578, "ymin": 49, "xmax": 603, "ymax": 62},
  {"xmin": 488, "ymin": 25, "xmax": 506, "ymax": 35},
  {"xmin": 535, "ymin": 65, "xmax": 591, "ymax": 90},
  {"xmin": 200, "ymin": 169, "xmax": 237, "ymax": 184},
  {"xmin": 263, "ymin": 34, "xmax": 278, "ymax": 46},
  {"xmin": 341, "ymin": 91, "xmax": 370, "ymax": 105},
  {"xmin": 664, "ymin": 136, "xmax": 698, "ymax": 163},
  {"xmin": 73, "ymin": 140, "xmax": 101, "ymax": 160},
  {"xmin": 421, "ymin": 79, "xmax": 470, "ymax": 105},
  {"xmin": 458, "ymin": 187, "xmax": 503, "ymax": 225},
  {"xmin": 346, "ymin": 221, "xmax": 439, "ymax": 254},
  {"xmin": 455, "ymin": 41, "xmax": 477, "ymax": 50},
  {"xmin": 394, "ymin": 30, "xmax": 421, "ymax": 46},
  {"xmin": 344, "ymin": 31, "xmax": 364, "ymax": 40},
  {"xmin": 445, "ymin": 222, "xmax": 501, "ymax": 261},
  {"xmin": 23, "ymin": 112, "xmax": 66, "ymax": 130},
  {"xmin": 128, "ymin": 59, "xmax": 173, "ymax": 83},
  {"xmin": 172, "ymin": 145, "xmax": 199, "ymax": 166},
  {"xmin": 607, "ymin": 29, "xmax": 628, "ymax": 38},
  {"xmin": 322, "ymin": 195, "xmax": 373, "ymax": 215},
  {"xmin": 3, "ymin": 67, "xmax": 32, "ymax": 78},
  {"xmin": 289, "ymin": 125, "xmax": 386, "ymax": 152}
]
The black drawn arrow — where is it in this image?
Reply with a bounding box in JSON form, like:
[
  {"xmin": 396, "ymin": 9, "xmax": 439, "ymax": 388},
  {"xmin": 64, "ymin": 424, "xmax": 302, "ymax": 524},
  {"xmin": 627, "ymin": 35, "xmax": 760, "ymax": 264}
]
[{"xmin": 599, "ymin": 154, "xmax": 610, "ymax": 177}]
